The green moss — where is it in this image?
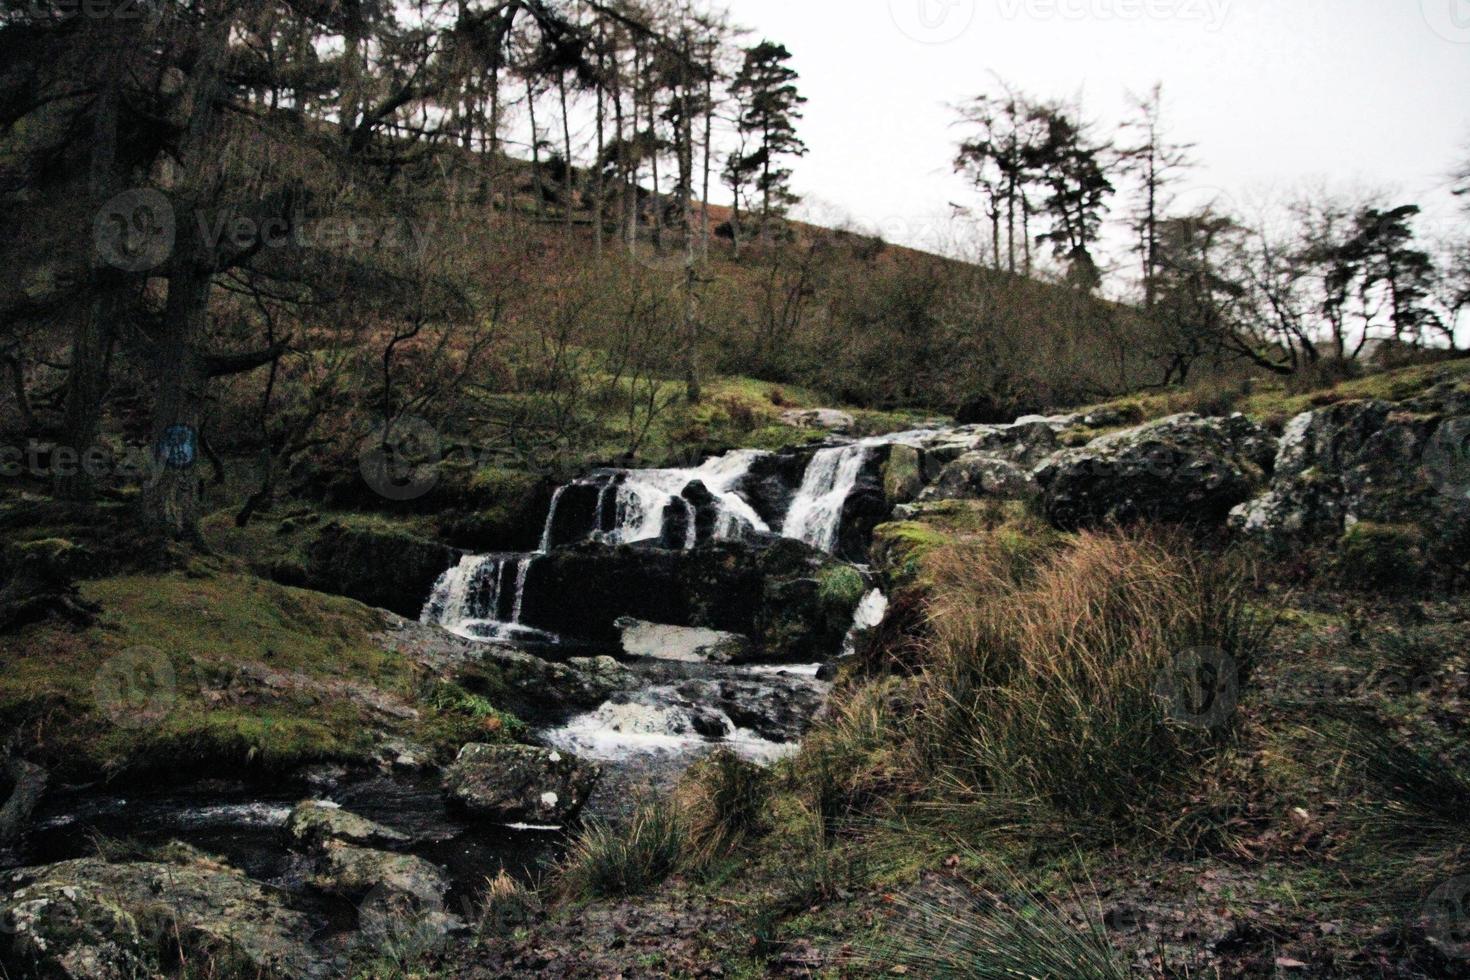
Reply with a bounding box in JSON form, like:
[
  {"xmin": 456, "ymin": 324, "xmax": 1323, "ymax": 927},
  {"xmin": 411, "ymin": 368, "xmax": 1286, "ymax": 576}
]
[
  {"xmin": 817, "ymin": 566, "xmax": 865, "ymax": 610},
  {"xmin": 0, "ymin": 567, "xmax": 517, "ymax": 779},
  {"xmin": 1333, "ymin": 522, "xmax": 1428, "ymax": 592}
]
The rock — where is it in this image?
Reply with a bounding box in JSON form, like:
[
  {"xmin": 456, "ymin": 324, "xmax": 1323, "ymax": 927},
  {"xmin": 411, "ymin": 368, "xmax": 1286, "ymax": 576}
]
[
  {"xmin": 304, "ymin": 524, "xmax": 461, "ymax": 617},
  {"xmin": 372, "ymin": 737, "xmax": 436, "ymax": 772},
  {"xmin": 1035, "ymin": 413, "xmax": 1276, "ymax": 530},
  {"xmin": 780, "ymin": 408, "xmax": 857, "ymax": 434},
  {"xmin": 615, "ymin": 618, "xmax": 754, "ymax": 664},
  {"xmin": 672, "ymin": 677, "xmax": 828, "ymax": 743},
  {"xmin": 443, "ymin": 744, "xmax": 599, "ymax": 823},
  {"xmin": 519, "ymin": 537, "xmax": 857, "ymax": 660},
  {"xmin": 1231, "ymin": 399, "xmax": 1470, "ymax": 553},
  {"xmin": 882, "ymin": 444, "xmax": 924, "ymax": 508},
  {"xmin": 0, "ymin": 856, "xmax": 331, "ymax": 978},
  {"xmin": 731, "ymin": 449, "xmax": 812, "ymax": 528},
  {"xmin": 311, "ymin": 842, "xmax": 448, "ymax": 906},
  {"xmin": 0, "ymin": 758, "xmax": 46, "ymax": 846},
  {"xmin": 917, "ymin": 453, "xmax": 1038, "ymax": 504},
  {"xmin": 284, "ymin": 800, "xmax": 411, "ymax": 853}
]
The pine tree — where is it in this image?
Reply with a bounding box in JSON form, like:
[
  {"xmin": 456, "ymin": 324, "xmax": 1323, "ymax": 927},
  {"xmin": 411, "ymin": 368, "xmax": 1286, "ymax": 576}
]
[{"xmin": 726, "ymin": 40, "xmax": 807, "ymax": 244}]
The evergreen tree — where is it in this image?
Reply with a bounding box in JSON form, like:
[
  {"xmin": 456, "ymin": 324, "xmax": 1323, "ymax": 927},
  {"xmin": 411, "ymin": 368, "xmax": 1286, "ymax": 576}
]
[{"xmin": 726, "ymin": 40, "xmax": 807, "ymax": 243}]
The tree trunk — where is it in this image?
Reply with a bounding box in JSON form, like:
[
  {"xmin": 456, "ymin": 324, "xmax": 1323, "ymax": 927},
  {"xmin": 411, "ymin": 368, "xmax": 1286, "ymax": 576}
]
[
  {"xmin": 58, "ymin": 19, "xmax": 124, "ymax": 501},
  {"xmin": 558, "ymin": 71, "xmax": 574, "ymax": 231}
]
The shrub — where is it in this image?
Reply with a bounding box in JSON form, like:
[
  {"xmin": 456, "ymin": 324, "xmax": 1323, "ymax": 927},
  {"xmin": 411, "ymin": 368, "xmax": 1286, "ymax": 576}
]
[
  {"xmin": 920, "ymin": 529, "xmax": 1266, "ymax": 825},
  {"xmin": 1334, "ymin": 522, "xmax": 1427, "ymax": 592},
  {"xmin": 676, "ymin": 750, "xmax": 771, "ymax": 863},
  {"xmin": 557, "ymin": 797, "xmax": 685, "ymax": 899}
]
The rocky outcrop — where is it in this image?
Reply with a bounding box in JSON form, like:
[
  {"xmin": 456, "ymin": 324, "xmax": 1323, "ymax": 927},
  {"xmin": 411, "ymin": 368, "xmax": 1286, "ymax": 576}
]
[
  {"xmin": 1, "ymin": 854, "xmax": 331, "ymax": 978},
  {"xmin": 1230, "ymin": 396, "xmax": 1470, "ymax": 553},
  {"xmin": 284, "ymin": 800, "xmax": 411, "ymax": 853},
  {"xmin": 917, "ymin": 453, "xmax": 1038, "ymax": 504},
  {"xmin": 443, "ymin": 743, "xmax": 599, "ymax": 823},
  {"xmin": 304, "ymin": 524, "xmax": 461, "ymax": 617},
  {"xmin": 1035, "ymin": 413, "xmax": 1276, "ymax": 530}
]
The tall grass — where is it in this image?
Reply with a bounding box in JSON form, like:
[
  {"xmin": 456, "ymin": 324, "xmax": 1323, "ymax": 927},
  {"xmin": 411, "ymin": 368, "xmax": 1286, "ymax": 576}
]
[
  {"xmin": 556, "ymin": 797, "xmax": 686, "ymax": 900},
  {"xmin": 858, "ymin": 859, "xmax": 1130, "ymax": 979},
  {"xmin": 919, "ymin": 529, "xmax": 1266, "ymax": 825},
  {"xmin": 676, "ymin": 750, "xmax": 771, "ymax": 864}
]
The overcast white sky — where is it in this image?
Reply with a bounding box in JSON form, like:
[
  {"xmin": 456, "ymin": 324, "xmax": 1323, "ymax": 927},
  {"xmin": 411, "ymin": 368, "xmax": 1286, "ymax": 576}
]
[{"xmin": 714, "ymin": 0, "xmax": 1470, "ymax": 275}]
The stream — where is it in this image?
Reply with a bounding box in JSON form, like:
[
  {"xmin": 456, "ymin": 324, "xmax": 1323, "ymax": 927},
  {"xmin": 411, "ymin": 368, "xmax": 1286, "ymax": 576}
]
[{"xmin": 5, "ymin": 430, "xmax": 931, "ymax": 900}]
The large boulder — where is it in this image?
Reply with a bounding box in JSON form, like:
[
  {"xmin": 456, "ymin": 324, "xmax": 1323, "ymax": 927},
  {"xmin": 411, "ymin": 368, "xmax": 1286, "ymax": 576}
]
[
  {"xmin": 917, "ymin": 453, "xmax": 1038, "ymax": 504},
  {"xmin": 780, "ymin": 408, "xmax": 856, "ymax": 434},
  {"xmin": 310, "ymin": 842, "xmax": 448, "ymax": 906},
  {"xmin": 1, "ymin": 855, "xmax": 331, "ymax": 978},
  {"xmin": 1231, "ymin": 397, "xmax": 1470, "ymax": 554},
  {"xmin": 304, "ymin": 524, "xmax": 461, "ymax": 617},
  {"xmin": 615, "ymin": 618, "xmax": 754, "ymax": 664},
  {"xmin": 443, "ymin": 743, "xmax": 599, "ymax": 823},
  {"xmin": 1035, "ymin": 413, "xmax": 1277, "ymax": 530}
]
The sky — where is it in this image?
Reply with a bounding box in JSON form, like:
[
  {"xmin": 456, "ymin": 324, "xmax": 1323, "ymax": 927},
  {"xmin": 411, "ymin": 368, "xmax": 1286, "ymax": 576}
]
[{"xmin": 715, "ymin": 0, "xmax": 1470, "ymax": 277}]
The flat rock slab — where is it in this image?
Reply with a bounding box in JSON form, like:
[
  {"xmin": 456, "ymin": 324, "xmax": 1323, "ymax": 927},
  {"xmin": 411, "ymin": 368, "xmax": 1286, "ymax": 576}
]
[{"xmin": 615, "ymin": 618, "xmax": 753, "ymax": 664}]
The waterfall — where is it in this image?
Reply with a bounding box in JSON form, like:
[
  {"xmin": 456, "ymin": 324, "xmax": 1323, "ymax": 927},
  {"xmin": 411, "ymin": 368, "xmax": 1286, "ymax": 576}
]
[
  {"xmin": 420, "ymin": 554, "xmax": 547, "ymax": 642},
  {"xmin": 538, "ymin": 449, "xmax": 772, "ymax": 551},
  {"xmin": 781, "ymin": 443, "xmax": 875, "ymax": 552}
]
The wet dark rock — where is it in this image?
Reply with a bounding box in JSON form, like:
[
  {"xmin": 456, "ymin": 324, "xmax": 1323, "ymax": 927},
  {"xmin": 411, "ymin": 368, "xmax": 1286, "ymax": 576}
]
[
  {"xmin": 443, "ymin": 744, "xmax": 599, "ymax": 824},
  {"xmin": 0, "ymin": 758, "xmax": 46, "ymax": 846},
  {"xmin": 731, "ymin": 449, "xmax": 812, "ymax": 529},
  {"xmin": 519, "ymin": 537, "xmax": 856, "ymax": 660},
  {"xmin": 672, "ymin": 678, "xmax": 827, "ymax": 743},
  {"xmin": 304, "ymin": 524, "xmax": 461, "ymax": 617},
  {"xmin": 1035, "ymin": 413, "xmax": 1276, "ymax": 530}
]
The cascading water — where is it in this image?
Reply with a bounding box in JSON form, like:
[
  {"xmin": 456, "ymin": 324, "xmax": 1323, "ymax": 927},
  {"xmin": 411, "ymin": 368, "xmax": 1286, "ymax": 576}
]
[
  {"xmin": 540, "ymin": 448, "xmax": 772, "ymax": 550},
  {"xmin": 781, "ymin": 442, "xmax": 876, "ymax": 552},
  {"xmin": 421, "ymin": 554, "xmax": 550, "ymax": 642}
]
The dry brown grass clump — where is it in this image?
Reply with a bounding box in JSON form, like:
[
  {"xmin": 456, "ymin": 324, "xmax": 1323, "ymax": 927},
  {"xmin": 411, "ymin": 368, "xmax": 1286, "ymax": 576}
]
[{"xmin": 918, "ymin": 528, "xmax": 1265, "ymax": 824}]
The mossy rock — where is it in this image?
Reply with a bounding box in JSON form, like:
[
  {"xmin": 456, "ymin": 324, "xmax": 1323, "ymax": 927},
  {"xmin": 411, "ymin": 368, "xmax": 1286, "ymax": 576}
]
[{"xmin": 1333, "ymin": 522, "xmax": 1428, "ymax": 592}]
